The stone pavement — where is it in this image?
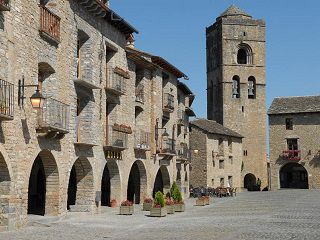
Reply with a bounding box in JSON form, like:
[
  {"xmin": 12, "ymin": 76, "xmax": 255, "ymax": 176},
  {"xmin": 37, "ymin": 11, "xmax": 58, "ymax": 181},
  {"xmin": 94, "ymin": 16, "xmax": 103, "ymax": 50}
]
[{"xmin": 1, "ymin": 190, "xmax": 320, "ymax": 240}]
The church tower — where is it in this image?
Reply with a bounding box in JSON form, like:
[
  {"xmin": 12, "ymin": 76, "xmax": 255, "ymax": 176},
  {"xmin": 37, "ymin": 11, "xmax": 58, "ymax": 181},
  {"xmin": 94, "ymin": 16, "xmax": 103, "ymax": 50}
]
[{"xmin": 206, "ymin": 5, "xmax": 267, "ymax": 188}]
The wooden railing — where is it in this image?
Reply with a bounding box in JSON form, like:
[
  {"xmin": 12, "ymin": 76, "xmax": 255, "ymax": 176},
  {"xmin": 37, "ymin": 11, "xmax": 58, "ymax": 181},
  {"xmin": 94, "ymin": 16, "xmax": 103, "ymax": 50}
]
[
  {"xmin": 105, "ymin": 125, "xmax": 128, "ymax": 149},
  {"xmin": 160, "ymin": 138, "xmax": 176, "ymax": 155},
  {"xmin": 134, "ymin": 130, "xmax": 150, "ymax": 150},
  {"xmin": 106, "ymin": 69, "xmax": 126, "ymax": 95},
  {"xmin": 39, "ymin": 5, "xmax": 60, "ymax": 42}
]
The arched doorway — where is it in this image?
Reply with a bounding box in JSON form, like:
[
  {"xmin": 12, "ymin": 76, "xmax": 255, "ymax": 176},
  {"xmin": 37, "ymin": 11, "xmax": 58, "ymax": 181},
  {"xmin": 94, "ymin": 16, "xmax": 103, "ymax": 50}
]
[
  {"xmin": 153, "ymin": 166, "xmax": 171, "ymax": 197},
  {"xmin": 28, "ymin": 150, "xmax": 59, "ymax": 216},
  {"xmin": 101, "ymin": 160, "xmax": 120, "ymax": 206},
  {"xmin": 244, "ymin": 173, "xmax": 256, "ymax": 191},
  {"xmin": 0, "ymin": 152, "xmax": 11, "ymax": 195},
  {"xmin": 280, "ymin": 163, "xmax": 308, "ymax": 189},
  {"xmin": 67, "ymin": 157, "xmax": 94, "ymax": 211},
  {"xmin": 127, "ymin": 161, "xmax": 147, "ymax": 204}
]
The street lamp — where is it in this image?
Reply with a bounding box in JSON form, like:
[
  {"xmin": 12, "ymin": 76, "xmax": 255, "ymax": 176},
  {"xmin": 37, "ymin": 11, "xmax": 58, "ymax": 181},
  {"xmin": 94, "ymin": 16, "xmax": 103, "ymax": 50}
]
[{"xmin": 18, "ymin": 76, "xmax": 45, "ymax": 109}]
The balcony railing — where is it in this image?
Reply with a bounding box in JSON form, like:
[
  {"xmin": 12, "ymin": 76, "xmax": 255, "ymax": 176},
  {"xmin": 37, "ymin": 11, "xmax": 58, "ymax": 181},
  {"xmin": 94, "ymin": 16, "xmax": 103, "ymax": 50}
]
[
  {"xmin": 38, "ymin": 98, "xmax": 69, "ymax": 133},
  {"xmin": 0, "ymin": 0, "xmax": 10, "ymax": 11},
  {"xmin": 163, "ymin": 93, "xmax": 174, "ymax": 112},
  {"xmin": 134, "ymin": 130, "xmax": 150, "ymax": 150},
  {"xmin": 177, "ymin": 145, "xmax": 191, "ymax": 161},
  {"xmin": 281, "ymin": 150, "xmax": 301, "ymax": 161},
  {"xmin": 105, "ymin": 125, "xmax": 128, "ymax": 150},
  {"xmin": 0, "ymin": 79, "xmax": 14, "ymax": 120},
  {"xmin": 39, "ymin": 5, "xmax": 61, "ymax": 43},
  {"xmin": 106, "ymin": 69, "xmax": 126, "ymax": 95},
  {"xmin": 75, "ymin": 116, "xmax": 96, "ymax": 147},
  {"xmin": 160, "ymin": 138, "xmax": 176, "ymax": 155},
  {"xmin": 135, "ymin": 84, "xmax": 144, "ymax": 104},
  {"xmin": 177, "ymin": 109, "xmax": 188, "ymax": 125}
]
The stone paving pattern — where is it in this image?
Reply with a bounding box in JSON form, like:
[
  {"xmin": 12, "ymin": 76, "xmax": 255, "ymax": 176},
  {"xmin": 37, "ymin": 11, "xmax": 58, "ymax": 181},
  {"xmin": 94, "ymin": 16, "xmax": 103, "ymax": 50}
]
[{"xmin": 1, "ymin": 190, "xmax": 320, "ymax": 240}]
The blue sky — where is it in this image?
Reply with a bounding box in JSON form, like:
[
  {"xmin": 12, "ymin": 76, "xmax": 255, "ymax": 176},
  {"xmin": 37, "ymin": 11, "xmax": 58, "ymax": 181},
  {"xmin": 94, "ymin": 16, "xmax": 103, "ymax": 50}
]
[{"xmin": 112, "ymin": 0, "xmax": 320, "ymax": 118}]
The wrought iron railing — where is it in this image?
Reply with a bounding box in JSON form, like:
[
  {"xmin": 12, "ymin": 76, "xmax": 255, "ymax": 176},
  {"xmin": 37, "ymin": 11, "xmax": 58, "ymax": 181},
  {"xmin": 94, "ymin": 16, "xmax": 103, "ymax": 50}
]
[
  {"xmin": 134, "ymin": 130, "xmax": 150, "ymax": 150},
  {"xmin": 106, "ymin": 125, "xmax": 128, "ymax": 149},
  {"xmin": 40, "ymin": 5, "xmax": 60, "ymax": 42},
  {"xmin": 163, "ymin": 93, "xmax": 174, "ymax": 110},
  {"xmin": 0, "ymin": 0, "xmax": 10, "ymax": 11},
  {"xmin": 38, "ymin": 97, "xmax": 69, "ymax": 132},
  {"xmin": 281, "ymin": 150, "xmax": 301, "ymax": 161},
  {"xmin": 0, "ymin": 79, "xmax": 14, "ymax": 120},
  {"xmin": 177, "ymin": 145, "xmax": 191, "ymax": 161},
  {"xmin": 160, "ymin": 138, "xmax": 176, "ymax": 154},
  {"xmin": 106, "ymin": 69, "xmax": 126, "ymax": 95}
]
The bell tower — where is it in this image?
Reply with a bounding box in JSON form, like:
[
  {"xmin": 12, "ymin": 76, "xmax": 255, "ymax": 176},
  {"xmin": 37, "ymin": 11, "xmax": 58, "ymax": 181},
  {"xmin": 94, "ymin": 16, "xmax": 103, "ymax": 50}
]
[{"xmin": 206, "ymin": 5, "xmax": 267, "ymax": 188}]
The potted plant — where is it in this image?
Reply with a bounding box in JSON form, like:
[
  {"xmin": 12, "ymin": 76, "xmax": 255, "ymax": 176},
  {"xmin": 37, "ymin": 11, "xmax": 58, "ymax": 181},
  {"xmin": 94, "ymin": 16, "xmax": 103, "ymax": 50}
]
[
  {"xmin": 110, "ymin": 199, "xmax": 117, "ymax": 208},
  {"xmin": 196, "ymin": 196, "xmax": 206, "ymax": 206},
  {"xmin": 172, "ymin": 184, "xmax": 185, "ymax": 212},
  {"xmin": 150, "ymin": 191, "xmax": 167, "ymax": 217},
  {"xmin": 143, "ymin": 197, "xmax": 153, "ymax": 211},
  {"xmin": 165, "ymin": 198, "xmax": 175, "ymax": 214},
  {"xmin": 119, "ymin": 200, "xmax": 133, "ymax": 215}
]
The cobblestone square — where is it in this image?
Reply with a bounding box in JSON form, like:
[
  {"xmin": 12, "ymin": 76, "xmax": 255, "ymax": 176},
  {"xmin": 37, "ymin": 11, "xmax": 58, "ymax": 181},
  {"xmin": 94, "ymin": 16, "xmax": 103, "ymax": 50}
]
[{"xmin": 1, "ymin": 190, "xmax": 320, "ymax": 240}]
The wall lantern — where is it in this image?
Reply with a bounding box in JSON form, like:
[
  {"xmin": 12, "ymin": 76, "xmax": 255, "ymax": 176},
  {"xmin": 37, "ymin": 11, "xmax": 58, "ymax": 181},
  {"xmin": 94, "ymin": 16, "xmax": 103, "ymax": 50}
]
[{"xmin": 18, "ymin": 76, "xmax": 45, "ymax": 109}]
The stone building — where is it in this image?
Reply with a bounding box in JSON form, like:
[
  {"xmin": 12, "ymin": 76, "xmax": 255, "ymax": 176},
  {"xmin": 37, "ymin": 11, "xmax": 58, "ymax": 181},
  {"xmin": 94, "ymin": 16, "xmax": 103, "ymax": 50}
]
[
  {"xmin": 268, "ymin": 96, "xmax": 320, "ymax": 190},
  {"xmin": 190, "ymin": 119, "xmax": 243, "ymax": 190},
  {"xmin": 206, "ymin": 5, "xmax": 268, "ymax": 189},
  {"xmin": 0, "ymin": 0, "xmax": 193, "ymax": 230}
]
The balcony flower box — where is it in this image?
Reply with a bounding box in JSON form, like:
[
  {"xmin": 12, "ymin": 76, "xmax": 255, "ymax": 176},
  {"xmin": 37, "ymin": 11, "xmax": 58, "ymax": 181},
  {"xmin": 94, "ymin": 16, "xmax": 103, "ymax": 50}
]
[
  {"xmin": 119, "ymin": 200, "xmax": 133, "ymax": 215},
  {"xmin": 143, "ymin": 198, "xmax": 153, "ymax": 211},
  {"xmin": 150, "ymin": 205, "xmax": 167, "ymax": 217}
]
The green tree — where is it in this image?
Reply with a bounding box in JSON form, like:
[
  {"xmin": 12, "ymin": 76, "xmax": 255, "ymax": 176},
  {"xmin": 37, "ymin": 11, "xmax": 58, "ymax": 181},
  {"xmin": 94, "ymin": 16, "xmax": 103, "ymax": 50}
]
[{"xmin": 155, "ymin": 191, "xmax": 165, "ymax": 207}]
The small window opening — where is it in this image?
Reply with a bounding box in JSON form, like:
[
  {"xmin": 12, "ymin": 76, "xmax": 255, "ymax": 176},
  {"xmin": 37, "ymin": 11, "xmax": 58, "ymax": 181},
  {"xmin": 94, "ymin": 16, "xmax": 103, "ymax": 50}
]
[
  {"xmin": 248, "ymin": 76, "xmax": 256, "ymax": 99},
  {"xmin": 237, "ymin": 49, "xmax": 247, "ymax": 64},
  {"xmin": 232, "ymin": 76, "xmax": 240, "ymax": 98},
  {"xmin": 285, "ymin": 118, "xmax": 293, "ymax": 130}
]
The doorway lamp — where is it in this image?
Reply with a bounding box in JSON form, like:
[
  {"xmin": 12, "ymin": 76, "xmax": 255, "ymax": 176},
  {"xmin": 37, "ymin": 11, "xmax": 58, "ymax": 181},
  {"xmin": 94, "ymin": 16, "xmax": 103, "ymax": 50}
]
[{"xmin": 18, "ymin": 76, "xmax": 46, "ymax": 109}]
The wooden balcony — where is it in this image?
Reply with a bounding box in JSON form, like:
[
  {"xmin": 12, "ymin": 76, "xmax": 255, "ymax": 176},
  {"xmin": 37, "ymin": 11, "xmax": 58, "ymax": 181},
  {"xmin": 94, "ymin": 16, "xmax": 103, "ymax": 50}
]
[
  {"xmin": 0, "ymin": 79, "xmax": 14, "ymax": 121},
  {"xmin": 281, "ymin": 150, "xmax": 301, "ymax": 161},
  {"xmin": 39, "ymin": 5, "xmax": 60, "ymax": 43},
  {"xmin": 134, "ymin": 130, "xmax": 150, "ymax": 151},
  {"xmin": 37, "ymin": 98, "xmax": 69, "ymax": 138},
  {"xmin": 104, "ymin": 125, "xmax": 129, "ymax": 151},
  {"xmin": 106, "ymin": 68, "xmax": 128, "ymax": 96},
  {"xmin": 163, "ymin": 93, "xmax": 174, "ymax": 113},
  {"xmin": 0, "ymin": 0, "xmax": 10, "ymax": 11}
]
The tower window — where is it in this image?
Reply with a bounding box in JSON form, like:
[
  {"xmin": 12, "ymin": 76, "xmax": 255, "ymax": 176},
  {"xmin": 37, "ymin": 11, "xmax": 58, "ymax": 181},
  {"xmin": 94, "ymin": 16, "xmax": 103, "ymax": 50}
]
[
  {"xmin": 232, "ymin": 75, "xmax": 240, "ymax": 98},
  {"xmin": 248, "ymin": 76, "xmax": 256, "ymax": 99},
  {"xmin": 237, "ymin": 49, "xmax": 247, "ymax": 64},
  {"xmin": 237, "ymin": 44, "xmax": 253, "ymax": 65},
  {"xmin": 285, "ymin": 118, "xmax": 293, "ymax": 130}
]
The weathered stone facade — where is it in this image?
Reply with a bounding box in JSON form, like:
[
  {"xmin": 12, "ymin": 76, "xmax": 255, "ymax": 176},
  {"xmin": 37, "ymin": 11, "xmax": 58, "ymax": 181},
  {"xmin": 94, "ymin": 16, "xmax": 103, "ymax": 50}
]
[
  {"xmin": 268, "ymin": 96, "xmax": 320, "ymax": 190},
  {"xmin": 0, "ymin": 0, "xmax": 193, "ymax": 230},
  {"xmin": 190, "ymin": 119, "xmax": 243, "ymax": 190},
  {"xmin": 206, "ymin": 5, "xmax": 268, "ymax": 189}
]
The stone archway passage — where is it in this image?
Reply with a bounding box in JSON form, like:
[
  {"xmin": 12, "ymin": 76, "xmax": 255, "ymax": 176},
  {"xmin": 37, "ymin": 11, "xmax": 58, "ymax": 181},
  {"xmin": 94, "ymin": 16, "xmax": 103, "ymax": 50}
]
[
  {"xmin": 244, "ymin": 173, "xmax": 256, "ymax": 191},
  {"xmin": 0, "ymin": 152, "xmax": 11, "ymax": 195},
  {"xmin": 153, "ymin": 166, "xmax": 171, "ymax": 197},
  {"xmin": 127, "ymin": 161, "xmax": 147, "ymax": 204},
  {"xmin": 280, "ymin": 162, "xmax": 308, "ymax": 189},
  {"xmin": 27, "ymin": 150, "xmax": 59, "ymax": 216},
  {"xmin": 101, "ymin": 160, "xmax": 121, "ymax": 206},
  {"xmin": 67, "ymin": 157, "xmax": 94, "ymax": 212}
]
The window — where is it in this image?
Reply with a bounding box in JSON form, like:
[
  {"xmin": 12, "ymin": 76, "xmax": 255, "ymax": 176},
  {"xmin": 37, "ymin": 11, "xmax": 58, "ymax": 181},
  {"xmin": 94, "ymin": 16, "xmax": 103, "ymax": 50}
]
[
  {"xmin": 212, "ymin": 159, "xmax": 215, "ymax": 167},
  {"xmin": 232, "ymin": 76, "xmax": 240, "ymax": 98},
  {"xmin": 243, "ymin": 150, "xmax": 248, "ymax": 156},
  {"xmin": 237, "ymin": 49, "xmax": 247, "ymax": 64},
  {"xmin": 228, "ymin": 138, "xmax": 232, "ymax": 154},
  {"xmin": 287, "ymin": 139, "xmax": 298, "ymax": 151},
  {"xmin": 248, "ymin": 76, "xmax": 256, "ymax": 99},
  {"xmin": 218, "ymin": 138, "xmax": 224, "ymax": 155},
  {"xmin": 212, "ymin": 178, "xmax": 215, "ymax": 186},
  {"xmin": 219, "ymin": 160, "xmax": 224, "ymax": 169},
  {"xmin": 220, "ymin": 178, "xmax": 224, "ymax": 187},
  {"xmin": 228, "ymin": 176, "xmax": 233, "ymax": 187},
  {"xmin": 285, "ymin": 118, "xmax": 293, "ymax": 130},
  {"xmin": 229, "ymin": 156, "xmax": 233, "ymax": 165}
]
